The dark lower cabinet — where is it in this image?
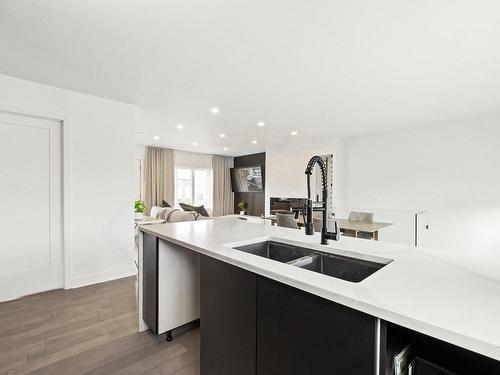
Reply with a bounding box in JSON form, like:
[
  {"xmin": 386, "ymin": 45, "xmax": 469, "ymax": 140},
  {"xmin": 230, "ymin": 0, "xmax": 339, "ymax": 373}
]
[
  {"xmin": 142, "ymin": 232, "xmax": 158, "ymax": 334},
  {"xmin": 256, "ymin": 276, "xmax": 376, "ymax": 375},
  {"xmin": 200, "ymin": 257, "xmax": 500, "ymax": 375},
  {"xmin": 200, "ymin": 256, "xmax": 376, "ymax": 375},
  {"xmin": 200, "ymin": 256, "xmax": 257, "ymax": 375}
]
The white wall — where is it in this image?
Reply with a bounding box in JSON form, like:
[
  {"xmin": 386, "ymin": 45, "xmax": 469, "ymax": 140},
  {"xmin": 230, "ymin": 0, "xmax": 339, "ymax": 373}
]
[
  {"xmin": 343, "ymin": 119, "xmax": 500, "ymax": 253},
  {"xmin": 0, "ymin": 74, "xmax": 136, "ymax": 288},
  {"xmin": 135, "ymin": 144, "xmax": 146, "ymax": 200},
  {"xmin": 135, "ymin": 143, "xmax": 146, "ymax": 161},
  {"xmin": 265, "ymin": 139, "xmax": 344, "ymax": 214}
]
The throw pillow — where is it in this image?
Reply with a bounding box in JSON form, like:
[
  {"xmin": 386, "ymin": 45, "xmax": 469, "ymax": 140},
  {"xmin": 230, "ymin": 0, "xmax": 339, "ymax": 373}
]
[
  {"xmin": 168, "ymin": 210, "xmax": 199, "ymax": 223},
  {"xmin": 161, "ymin": 200, "xmax": 171, "ymax": 208},
  {"xmin": 157, "ymin": 207, "xmax": 176, "ymax": 220},
  {"xmin": 179, "ymin": 202, "xmax": 210, "ymax": 217}
]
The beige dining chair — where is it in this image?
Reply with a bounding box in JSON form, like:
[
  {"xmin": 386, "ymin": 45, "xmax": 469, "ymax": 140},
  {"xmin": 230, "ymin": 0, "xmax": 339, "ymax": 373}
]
[{"xmin": 348, "ymin": 211, "xmax": 374, "ymax": 239}]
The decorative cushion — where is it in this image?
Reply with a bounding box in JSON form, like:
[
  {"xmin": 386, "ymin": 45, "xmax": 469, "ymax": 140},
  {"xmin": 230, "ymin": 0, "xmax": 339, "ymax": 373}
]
[
  {"xmin": 157, "ymin": 207, "xmax": 199, "ymax": 222},
  {"xmin": 179, "ymin": 203, "xmax": 210, "ymax": 217},
  {"xmin": 161, "ymin": 200, "xmax": 172, "ymax": 208},
  {"xmin": 156, "ymin": 207, "xmax": 174, "ymax": 220},
  {"xmin": 168, "ymin": 210, "xmax": 199, "ymax": 223}
]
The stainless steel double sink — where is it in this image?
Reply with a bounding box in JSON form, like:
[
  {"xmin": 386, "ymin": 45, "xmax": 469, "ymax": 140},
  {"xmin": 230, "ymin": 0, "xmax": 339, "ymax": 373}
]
[{"xmin": 233, "ymin": 240, "xmax": 391, "ymax": 283}]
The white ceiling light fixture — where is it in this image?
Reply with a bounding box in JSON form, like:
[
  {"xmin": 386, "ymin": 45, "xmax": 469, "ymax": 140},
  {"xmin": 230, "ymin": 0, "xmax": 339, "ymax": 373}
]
[
  {"xmin": 219, "ymin": 133, "xmax": 226, "ymax": 138},
  {"xmin": 154, "ymin": 135, "xmax": 159, "ymax": 140},
  {"xmin": 257, "ymin": 121, "xmax": 265, "ymax": 127},
  {"xmin": 211, "ymin": 107, "xmax": 220, "ymax": 114},
  {"xmin": 176, "ymin": 124, "xmax": 184, "ymax": 129},
  {"xmin": 291, "ymin": 130, "xmax": 298, "ymax": 136},
  {"xmin": 223, "ymin": 147, "xmax": 228, "ymax": 151},
  {"xmin": 193, "ymin": 142, "xmax": 198, "ymax": 146},
  {"xmin": 252, "ymin": 140, "xmax": 258, "ymax": 144}
]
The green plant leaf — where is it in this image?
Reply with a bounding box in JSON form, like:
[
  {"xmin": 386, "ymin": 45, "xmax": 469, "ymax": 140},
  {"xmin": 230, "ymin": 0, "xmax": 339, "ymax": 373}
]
[{"xmin": 134, "ymin": 200, "xmax": 146, "ymax": 213}]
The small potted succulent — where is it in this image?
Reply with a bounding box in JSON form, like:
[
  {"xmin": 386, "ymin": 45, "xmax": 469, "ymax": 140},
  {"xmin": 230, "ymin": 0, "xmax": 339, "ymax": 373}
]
[
  {"xmin": 238, "ymin": 201, "xmax": 248, "ymax": 215},
  {"xmin": 134, "ymin": 200, "xmax": 146, "ymax": 220}
]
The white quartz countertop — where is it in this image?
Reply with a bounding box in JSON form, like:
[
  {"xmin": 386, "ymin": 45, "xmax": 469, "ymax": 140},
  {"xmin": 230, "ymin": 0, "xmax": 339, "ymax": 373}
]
[{"xmin": 140, "ymin": 217, "xmax": 500, "ymax": 361}]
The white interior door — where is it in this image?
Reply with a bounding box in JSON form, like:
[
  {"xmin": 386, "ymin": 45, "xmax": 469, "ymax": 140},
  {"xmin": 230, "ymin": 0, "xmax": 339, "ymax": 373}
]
[{"xmin": 0, "ymin": 112, "xmax": 63, "ymax": 301}]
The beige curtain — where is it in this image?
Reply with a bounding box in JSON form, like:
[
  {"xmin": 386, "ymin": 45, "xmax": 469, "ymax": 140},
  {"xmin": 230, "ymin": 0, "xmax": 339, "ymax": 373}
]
[
  {"xmin": 144, "ymin": 146, "xmax": 174, "ymax": 214},
  {"xmin": 212, "ymin": 155, "xmax": 234, "ymax": 216}
]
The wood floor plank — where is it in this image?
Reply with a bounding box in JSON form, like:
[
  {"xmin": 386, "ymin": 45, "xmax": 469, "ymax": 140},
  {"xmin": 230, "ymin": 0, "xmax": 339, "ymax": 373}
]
[
  {"xmin": 131, "ymin": 330, "xmax": 199, "ymax": 375},
  {"xmin": 145, "ymin": 343, "xmax": 200, "ymax": 375},
  {"xmin": 27, "ymin": 312, "xmax": 137, "ymax": 363},
  {"xmin": 173, "ymin": 361, "xmax": 200, "ymax": 375},
  {"xmin": 0, "ymin": 277, "xmax": 200, "ymax": 375},
  {"xmin": 0, "ymin": 292, "xmax": 136, "ymax": 348},
  {"xmin": 82, "ymin": 341, "xmax": 187, "ymax": 375}
]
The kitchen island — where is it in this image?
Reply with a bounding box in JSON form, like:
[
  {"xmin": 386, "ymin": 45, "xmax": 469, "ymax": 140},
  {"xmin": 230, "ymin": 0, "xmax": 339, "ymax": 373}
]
[{"xmin": 138, "ymin": 217, "xmax": 500, "ymax": 374}]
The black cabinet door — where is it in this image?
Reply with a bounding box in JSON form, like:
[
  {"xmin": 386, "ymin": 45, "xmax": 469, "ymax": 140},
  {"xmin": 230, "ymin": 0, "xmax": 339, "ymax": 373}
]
[
  {"xmin": 200, "ymin": 256, "xmax": 257, "ymax": 375},
  {"xmin": 257, "ymin": 276, "xmax": 376, "ymax": 375},
  {"xmin": 142, "ymin": 233, "xmax": 158, "ymax": 334}
]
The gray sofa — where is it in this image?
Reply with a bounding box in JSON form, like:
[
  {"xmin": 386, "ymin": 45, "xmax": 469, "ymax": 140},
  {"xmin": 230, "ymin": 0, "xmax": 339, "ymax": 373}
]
[{"xmin": 150, "ymin": 206, "xmax": 212, "ymax": 223}]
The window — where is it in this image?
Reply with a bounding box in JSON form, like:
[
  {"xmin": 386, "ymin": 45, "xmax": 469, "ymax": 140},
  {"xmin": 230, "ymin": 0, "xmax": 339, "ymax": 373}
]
[{"xmin": 175, "ymin": 167, "xmax": 213, "ymax": 208}]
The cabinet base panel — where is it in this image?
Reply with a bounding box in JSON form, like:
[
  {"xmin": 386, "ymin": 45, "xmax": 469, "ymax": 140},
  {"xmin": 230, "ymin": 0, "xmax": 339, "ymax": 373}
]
[{"xmin": 162, "ymin": 319, "xmax": 200, "ymax": 341}]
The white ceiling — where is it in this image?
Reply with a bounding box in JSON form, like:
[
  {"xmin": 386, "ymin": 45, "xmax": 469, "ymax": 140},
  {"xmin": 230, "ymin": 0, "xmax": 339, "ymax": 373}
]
[{"xmin": 1, "ymin": 0, "xmax": 500, "ymax": 155}]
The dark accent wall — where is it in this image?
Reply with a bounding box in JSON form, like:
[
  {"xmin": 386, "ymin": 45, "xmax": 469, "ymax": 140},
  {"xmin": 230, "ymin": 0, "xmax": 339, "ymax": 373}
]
[{"xmin": 233, "ymin": 152, "xmax": 266, "ymax": 216}]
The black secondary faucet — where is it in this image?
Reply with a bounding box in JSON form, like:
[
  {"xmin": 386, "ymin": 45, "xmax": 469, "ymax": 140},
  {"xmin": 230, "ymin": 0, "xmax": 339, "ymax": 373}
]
[{"xmin": 304, "ymin": 156, "xmax": 341, "ymax": 245}]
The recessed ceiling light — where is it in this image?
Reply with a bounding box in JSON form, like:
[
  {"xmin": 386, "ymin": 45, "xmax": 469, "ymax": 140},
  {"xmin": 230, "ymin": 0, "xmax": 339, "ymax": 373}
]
[
  {"xmin": 290, "ymin": 130, "xmax": 298, "ymax": 136},
  {"xmin": 154, "ymin": 135, "xmax": 159, "ymax": 140},
  {"xmin": 211, "ymin": 107, "xmax": 220, "ymax": 114},
  {"xmin": 193, "ymin": 142, "xmax": 198, "ymax": 146},
  {"xmin": 176, "ymin": 124, "xmax": 184, "ymax": 129},
  {"xmin": 223, "ymin": 147, "xmax": 228, "ymax": 151},
  {"xmin": 257, "ymin": 122, "xmax": 265, "ymax": 127},
  {"xmin": 219, "ymin": 133, "xmax": 226, "ymax": 138},
  {"xmin": 252, "ymin": 140, "xmax": 258, "ymax": 144}
]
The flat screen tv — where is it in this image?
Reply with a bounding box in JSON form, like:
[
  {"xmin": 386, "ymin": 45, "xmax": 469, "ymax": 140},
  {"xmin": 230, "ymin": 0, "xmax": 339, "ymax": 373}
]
[{"xmin": 231, "ymin": 165, "xmax": 264, "ymax": 192}]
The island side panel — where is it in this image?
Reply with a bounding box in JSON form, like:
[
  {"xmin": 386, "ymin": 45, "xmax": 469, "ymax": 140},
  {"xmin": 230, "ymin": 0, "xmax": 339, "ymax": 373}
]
[
  {"xmin": 137, "ymin": 230, "xmax": 148, "ymax": 332},
  {"xmin": 157, "ymin": 240, "xmax": 200, "ymax": 334},
  {"xmin": 142, "ymin": 232, "xmax": 159, "ymax": 334}
]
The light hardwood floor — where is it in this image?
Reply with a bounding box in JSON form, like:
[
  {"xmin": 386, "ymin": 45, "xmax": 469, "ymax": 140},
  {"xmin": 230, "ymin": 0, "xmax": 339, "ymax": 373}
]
[{"xmin": 0, "ymin": 277, "xmax": 200, "ymax": 375}]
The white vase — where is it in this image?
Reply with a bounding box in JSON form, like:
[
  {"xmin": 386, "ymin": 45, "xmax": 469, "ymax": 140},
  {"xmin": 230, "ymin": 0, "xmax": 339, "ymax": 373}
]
[
  {"xmin": 135, "ymin": 212, "xmax": 144, "ymax": 220},
  {"xmin": 240, "ymin": 211, "xmax": 246, "ymax": 215}
]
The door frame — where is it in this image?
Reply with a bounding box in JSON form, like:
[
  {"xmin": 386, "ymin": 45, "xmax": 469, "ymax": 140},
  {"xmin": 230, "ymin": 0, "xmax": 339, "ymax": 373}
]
[{"xmin": 0, "ymin": 104, "xmax": 72, "ymax": 289}]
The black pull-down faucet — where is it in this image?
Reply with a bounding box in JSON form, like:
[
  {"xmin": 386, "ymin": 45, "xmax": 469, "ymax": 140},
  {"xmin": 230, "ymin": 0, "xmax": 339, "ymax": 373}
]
[{"xmin": 304, "ymin": 156, "xmax": 341, "ymax": 245}]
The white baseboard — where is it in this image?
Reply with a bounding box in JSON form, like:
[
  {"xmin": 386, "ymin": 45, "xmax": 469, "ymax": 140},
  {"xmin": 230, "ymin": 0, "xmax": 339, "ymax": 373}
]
[{"xmin": 70, "ymin": 266, "xmax": 137, "ymax": 289}]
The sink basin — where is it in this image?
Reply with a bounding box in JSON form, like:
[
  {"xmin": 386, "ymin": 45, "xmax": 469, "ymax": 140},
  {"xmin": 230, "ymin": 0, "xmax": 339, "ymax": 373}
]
[
  {"xmin": 293, "ymin": 253, "xmax": 385, "ymax": 283},
  {"xmin": 233, "ymin": 239, "xmax": 391, "ymax": 283},
  {"xmin": 234, "ymin": 241, "xmax": 312, "ymax": 263}
]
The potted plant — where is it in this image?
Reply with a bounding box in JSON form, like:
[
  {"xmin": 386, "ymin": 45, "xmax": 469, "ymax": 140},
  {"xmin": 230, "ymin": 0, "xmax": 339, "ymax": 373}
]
[
  {"xmin": 238, "ymin": 201, "xmax": 248, "ymax": 215},
  {"xmin": 134, "ymin": 200, "xmax": 146, "ymax": 220}
]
